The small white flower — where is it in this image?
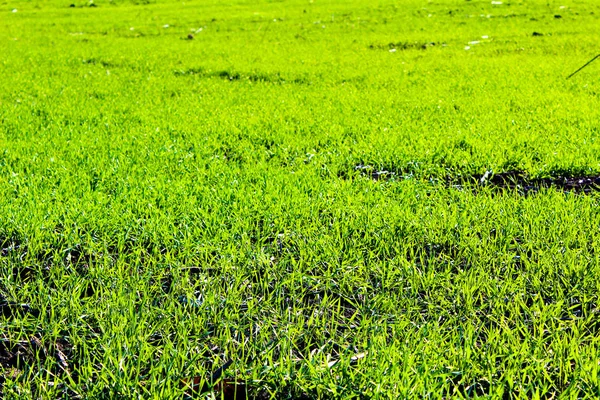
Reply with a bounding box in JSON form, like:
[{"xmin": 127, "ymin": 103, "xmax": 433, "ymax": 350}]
[
  {"xmin": 482, "ymin": 35, "xmax": 489, "ymax": 39},
  {"xmin": 163, "ymin": 24, "xmax": 170, "ymax": 28},
  {"xmin": 12, "ymin": 8, "xmax": 17, "ymax": 12},
  {"xmin": 491, "ymin": 1, "xmax": 502, "ymax": 4},
  {"xmin": 468, "ymin": 40, "xmax": 480, "ymax": 45},
  {"xmin": 389, "ymin": 48, "xmax": 397, "ymax": 53},
  {"xmin": 464, "ymin": 46, "xmax": 471, "ymax": 50}
]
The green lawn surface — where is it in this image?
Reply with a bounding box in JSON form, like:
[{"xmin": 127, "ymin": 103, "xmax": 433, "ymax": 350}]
[{"xmin": 1, "ymin": 0, "xmax": 600, "ymax": 398}]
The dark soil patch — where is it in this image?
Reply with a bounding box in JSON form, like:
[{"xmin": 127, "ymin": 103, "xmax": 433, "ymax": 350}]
[
  {"xmin": 472, "ymin": 170, "xmax": 600, "ymax": 194},
  {"xmin": 173, "ymin": 67, "xmax": 205, "ymax": 76},
  {"xmin": 213, "ymin": 70, "xmax": 311, "ymax": 84},
  {"xmin": 369, "ymin": 41, "xmax": 438, "ymax": 51},
  {"xmin": 174, "ymin": 68, "xmax": 310, "ymax": 84},
  {"xmin": 82, "ymin": 58, "xmax": 118, "ymax": 68},
  {"xmin": 344, "ymin": 164, "xmax": 600, "ymax": 194},
  {"xmin": 0, "ymin": 297, "xmax": 40, "ymax": 318},
  {"xmin": 0, "ymin": 334, "xmax": 75, "ymax": 380},
  {"xmin": 0, "ymin": 236, "xmax": 23, "ymax": 258}
]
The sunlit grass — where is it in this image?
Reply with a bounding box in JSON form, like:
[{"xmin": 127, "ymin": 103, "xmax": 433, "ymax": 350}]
[{"xmin": 1, "ymin": 0, "xmax": 600, "ymax": 398}]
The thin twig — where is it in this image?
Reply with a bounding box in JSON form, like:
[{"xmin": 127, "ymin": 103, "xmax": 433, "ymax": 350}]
[
  {"xmin": 210, "ymin": 359, "xmax": 233, "ymax": 383},
  {"xmin": 566, "ymin": 54, "xmax": 600, "ymax": 79}
]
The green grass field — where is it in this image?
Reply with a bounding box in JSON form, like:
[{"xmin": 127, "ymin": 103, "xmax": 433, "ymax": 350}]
[{"xmin": 2, "ymin": 0, "xmax": 600, "ymax": 398}]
